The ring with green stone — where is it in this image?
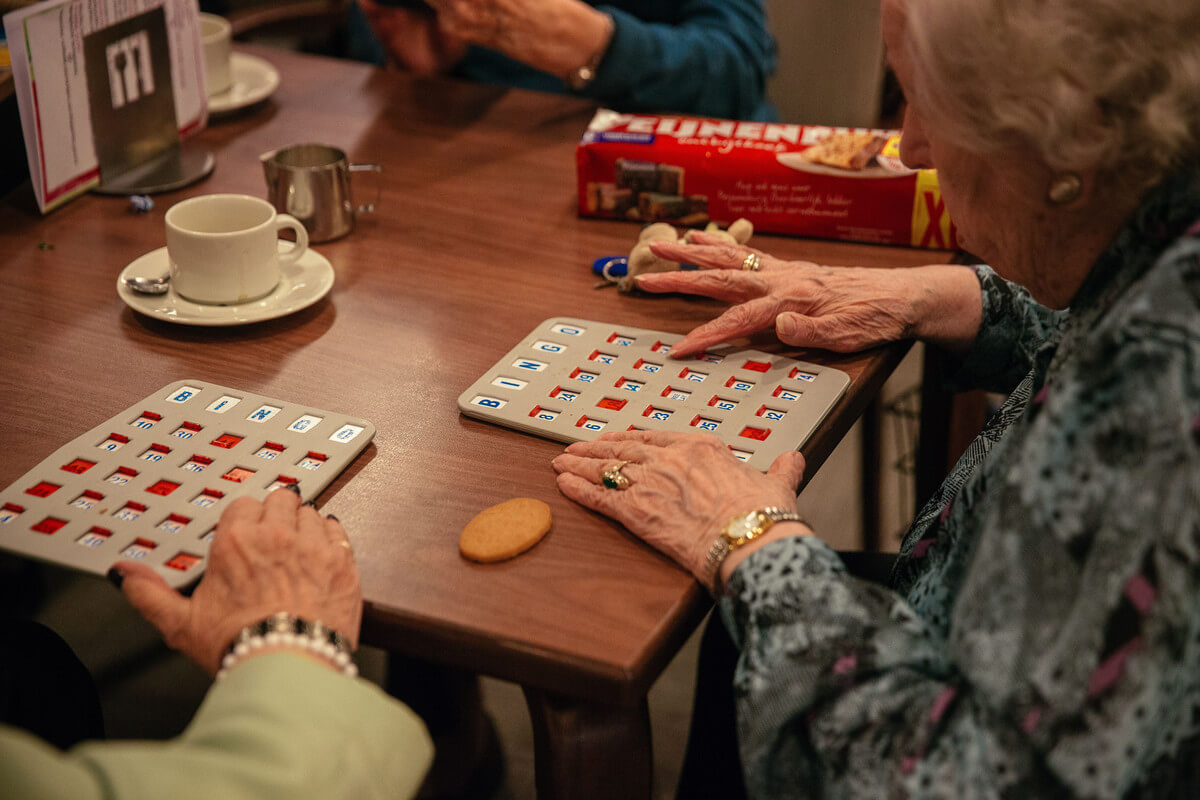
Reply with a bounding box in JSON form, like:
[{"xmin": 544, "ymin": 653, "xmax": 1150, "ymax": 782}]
[{"xmin": 601, "ymin": 460, "xmax": 631, "ymax": 490}]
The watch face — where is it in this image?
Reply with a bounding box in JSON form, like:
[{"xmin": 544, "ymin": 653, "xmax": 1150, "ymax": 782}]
[{"xmin": 726, "ymin": 512, "xmax": 761, "ymax": 540}]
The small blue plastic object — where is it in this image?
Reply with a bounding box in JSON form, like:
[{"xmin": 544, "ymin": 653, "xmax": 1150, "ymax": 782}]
[
  {"xmin": 592, "ymin": 254, "xmax": 701, "ymax": 281},
  {"xmin": 128, "ymin": 195, "xmax": 154, "ymax": 213},
  {"xmin": 591, "ymin": 255, "xmax": 628, "ymax": 278}
]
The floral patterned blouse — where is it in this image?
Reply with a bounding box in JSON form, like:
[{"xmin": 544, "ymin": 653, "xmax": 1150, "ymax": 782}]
[{"xmin": 720, "ymin": 168, "xmax": 1200, "ymax": 800}]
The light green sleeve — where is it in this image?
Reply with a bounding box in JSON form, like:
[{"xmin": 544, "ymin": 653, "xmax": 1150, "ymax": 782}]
[{"xmin": 0, "ymin": 652, "xmax": 433, "ymax": 800}]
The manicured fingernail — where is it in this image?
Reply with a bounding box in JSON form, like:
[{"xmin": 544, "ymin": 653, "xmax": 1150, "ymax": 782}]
[
  {"xmin": 326, "ymin": 514, "xmax": 339, "ymax": 522},
  {"xmin": 777, "ymin": 314, "xmax": 797, "ymax": 338},
  {"xmin": 284, "ymin": 483, "xmax": 301, "ymax": 495},
  {"xmin": 302, "ymin": 500, "xmax": 317, "ymax": 508},
  {"xmin": 106, "ymin": 567, "xmax": 124, "ymax": 589}
]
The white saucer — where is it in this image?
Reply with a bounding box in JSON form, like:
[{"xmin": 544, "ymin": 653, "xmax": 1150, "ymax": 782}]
[
  {"xmin": 117, "ymin": 245, "xmax": 334, "ymax": 326},
  {"xmin": 208, "ymin": 52, "xmax": 280, "ymax": 116}
]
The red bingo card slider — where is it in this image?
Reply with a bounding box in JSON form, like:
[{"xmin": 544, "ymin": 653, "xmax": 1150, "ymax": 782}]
[
  {"xmin": 211, "ymin": 433, "xmax": 244, "ymax": 449},
  {"xmin": 26, "ymin": 481, "xmax": 61, "ymax": 498},
  {"xmin": 32, "ymin": 517, "xmax": 67, "ymax": 535},
  {"xmin": 739, "ymin": 426, "xmax": 771, "ymax": 441},
  {"xmin": 166, "ymin": 552, "xmax": 203, "ymax": 571},
  {"xmin": 221, "ymin": 467, "xmax": 257, "ymax": 483}
]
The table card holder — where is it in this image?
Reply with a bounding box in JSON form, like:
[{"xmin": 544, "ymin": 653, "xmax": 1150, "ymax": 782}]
[
  {"xmin": 2, "ymin": 0, "xmax": 211, "ymax": 212},
  {"xmin": 86, "ymin": 7, "xmax": 213, "ymax": 195}
]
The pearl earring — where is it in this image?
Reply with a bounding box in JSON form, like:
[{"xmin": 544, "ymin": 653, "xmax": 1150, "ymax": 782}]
[{"xmin": 1048, "ymin": 172, "xmax": 1082, "ymax": 205}]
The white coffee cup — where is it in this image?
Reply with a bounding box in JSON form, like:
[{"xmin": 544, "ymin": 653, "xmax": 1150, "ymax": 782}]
[
  {"xmin": 165, "ymin": 194, "xmax": 308, "ymax": 305},
  {"xmin": 199, "ymin": 13, "xmax": 233, "ymax": 96}
]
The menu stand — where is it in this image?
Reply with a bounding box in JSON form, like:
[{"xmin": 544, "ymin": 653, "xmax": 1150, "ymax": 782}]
[
  {"xmin": 93, "ymin": 143, "xmax": 214, "ymax": 195},
  {"xmin": 84, "ymin": 7, "xmax": 214, "ymax": 195}
]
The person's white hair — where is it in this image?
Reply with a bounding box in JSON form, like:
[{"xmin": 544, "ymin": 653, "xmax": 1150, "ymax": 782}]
[{"xmin": 901, "ymin": 0, "xmax": 1200, "ymax": 189}]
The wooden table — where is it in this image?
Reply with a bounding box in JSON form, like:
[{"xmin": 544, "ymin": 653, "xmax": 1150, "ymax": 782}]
[{"xmin": 0, "ymin": 46, "xmax": 953, "ymax": 798}]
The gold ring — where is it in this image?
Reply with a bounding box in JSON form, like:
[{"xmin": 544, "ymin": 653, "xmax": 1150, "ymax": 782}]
[
  {"xmin": 601, "ymin": 460, "xmax": 631, "ymax": 490},
  {"xmin": 741, "ymin": 252, "xmax": 761, "ymax": 271},
  {"xmin": 339, "ymin": 540, "xmax": 353, "ymax": 551}
]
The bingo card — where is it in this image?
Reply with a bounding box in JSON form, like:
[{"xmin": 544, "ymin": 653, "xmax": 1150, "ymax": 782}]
[
  {"xmin": 0, "ymin": 380, "xmax": 375, "ymax": 588},
  {"xmin": 458, "ymin": 318, "xmax": 850, "ymax": 471}
]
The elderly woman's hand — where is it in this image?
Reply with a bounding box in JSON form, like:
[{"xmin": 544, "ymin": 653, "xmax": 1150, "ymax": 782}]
[
  {"xmin": 363, "ymin": 0, "xmax": 612, "ymax": 79},
  {"xmin": 643, "ymin": 232, "xmax": 984, "ymax": 359},
  {"xmin": 109, "ymin": 488, "xmax": 360, "ymax": 675},
  {"xmin": 552, "ymin": 430, "xmax": 807, "ymax": 587},
  {"xmin": 358, "ymin": 0, "xmax": 468, "ymax": 75}
]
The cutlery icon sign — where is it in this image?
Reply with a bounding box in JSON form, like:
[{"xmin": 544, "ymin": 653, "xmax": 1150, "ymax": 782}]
[{"xmin": 105, "ymin": 32, "xmax": 154, "ymax": 109}]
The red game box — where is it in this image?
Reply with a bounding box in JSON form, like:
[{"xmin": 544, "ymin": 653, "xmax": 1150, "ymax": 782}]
[{"xmin": 576, "ymin": 109, "xmax": 958, "ymax": 250}]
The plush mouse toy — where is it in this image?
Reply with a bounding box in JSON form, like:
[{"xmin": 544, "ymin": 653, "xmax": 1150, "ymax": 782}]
[{"xmin": 617, "ymin": 218, "xmax": 754, "ymax": 293}]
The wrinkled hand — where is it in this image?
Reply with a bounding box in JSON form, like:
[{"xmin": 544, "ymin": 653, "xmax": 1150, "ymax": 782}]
[
  {"xmin": 370, "ymin": 0, "xmax": 609, "ymax": 77},
  {"xmin": 358, "ymin": 0, "xmax": 468, "ymax": 75},
  {"xmin": 642, "ymin": 231, "xmax": 976, "ymax": 359},
  {"xmin": 552, "ymin": 430, "xmax": 805, "ymax": 584},
  {"xmin": 421, "ymin": 0, "xmax": 507, "ymax": 44},
  {"xmin": 111, "ymin": 488, "xmax": 361, "ymax": 675}
]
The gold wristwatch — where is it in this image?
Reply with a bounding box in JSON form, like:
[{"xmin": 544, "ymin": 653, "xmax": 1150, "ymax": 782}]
[{"xmin": 705, "ymin": 507, "xmax": 805, "ymax": 591}]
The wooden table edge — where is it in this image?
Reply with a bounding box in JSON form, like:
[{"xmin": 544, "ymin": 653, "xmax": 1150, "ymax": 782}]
[{"xmin": 362, "ymin": 582, "xmax": 713, "ymax": 706}]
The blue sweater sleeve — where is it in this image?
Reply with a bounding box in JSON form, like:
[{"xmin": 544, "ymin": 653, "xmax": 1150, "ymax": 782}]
[
  {"xmin": 355, "ymin": 1, "xmax": 777, "ymax": 120},
  {"xmin": 586, "ymin": 1, "xmax": 776, "ymax": 121}
]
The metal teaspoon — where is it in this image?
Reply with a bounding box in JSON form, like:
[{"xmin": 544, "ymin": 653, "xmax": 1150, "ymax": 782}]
[{"xmin": 123, "ymin": 273, "xmax": 171, "ymax": 294}]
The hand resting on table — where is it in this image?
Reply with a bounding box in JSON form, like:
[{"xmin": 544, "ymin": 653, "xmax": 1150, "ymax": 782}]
[
  {"xmin": 109, "ymin": 487, "xmax": 361, "ymax": 675},
  {"xmin": 643, "ymin": 231, "xmax": 984, "ymax": 360},
  {"xmin": 552, "ymin": 429, "xmax": 811, "ymax": 591}
]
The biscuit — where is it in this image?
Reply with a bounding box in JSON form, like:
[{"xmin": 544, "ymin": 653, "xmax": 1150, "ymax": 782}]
[
  {"xmin": 459, "ymin": 498, "xmax": 552, "ymax": 563},
  {"xmin": 801, "ymin": 131, "xmax": 886, "ymax": 170}
]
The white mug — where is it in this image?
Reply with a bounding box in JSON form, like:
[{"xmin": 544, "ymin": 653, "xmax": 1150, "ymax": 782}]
[
  {"xmin": 165, "ymin": 194, "xmax": 308, "ymax": 305},
  {"xmin": 199, "ymin": 13, "xmax": 233, "ymax": 96}
]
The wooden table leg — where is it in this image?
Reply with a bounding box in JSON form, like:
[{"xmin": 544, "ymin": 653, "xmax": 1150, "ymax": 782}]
[{"xmin": 523, "ymin": 687, "xmax": 652, "ymax": 800}]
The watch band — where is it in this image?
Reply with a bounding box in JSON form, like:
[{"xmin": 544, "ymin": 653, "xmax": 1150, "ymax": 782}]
[
  {"xmin": 704, "ymin": 507, "xmax": 805, "ymax": 593},
  {"xmin": 566, "ymin": 13, "xmax": 614, "ymax": 91}
]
